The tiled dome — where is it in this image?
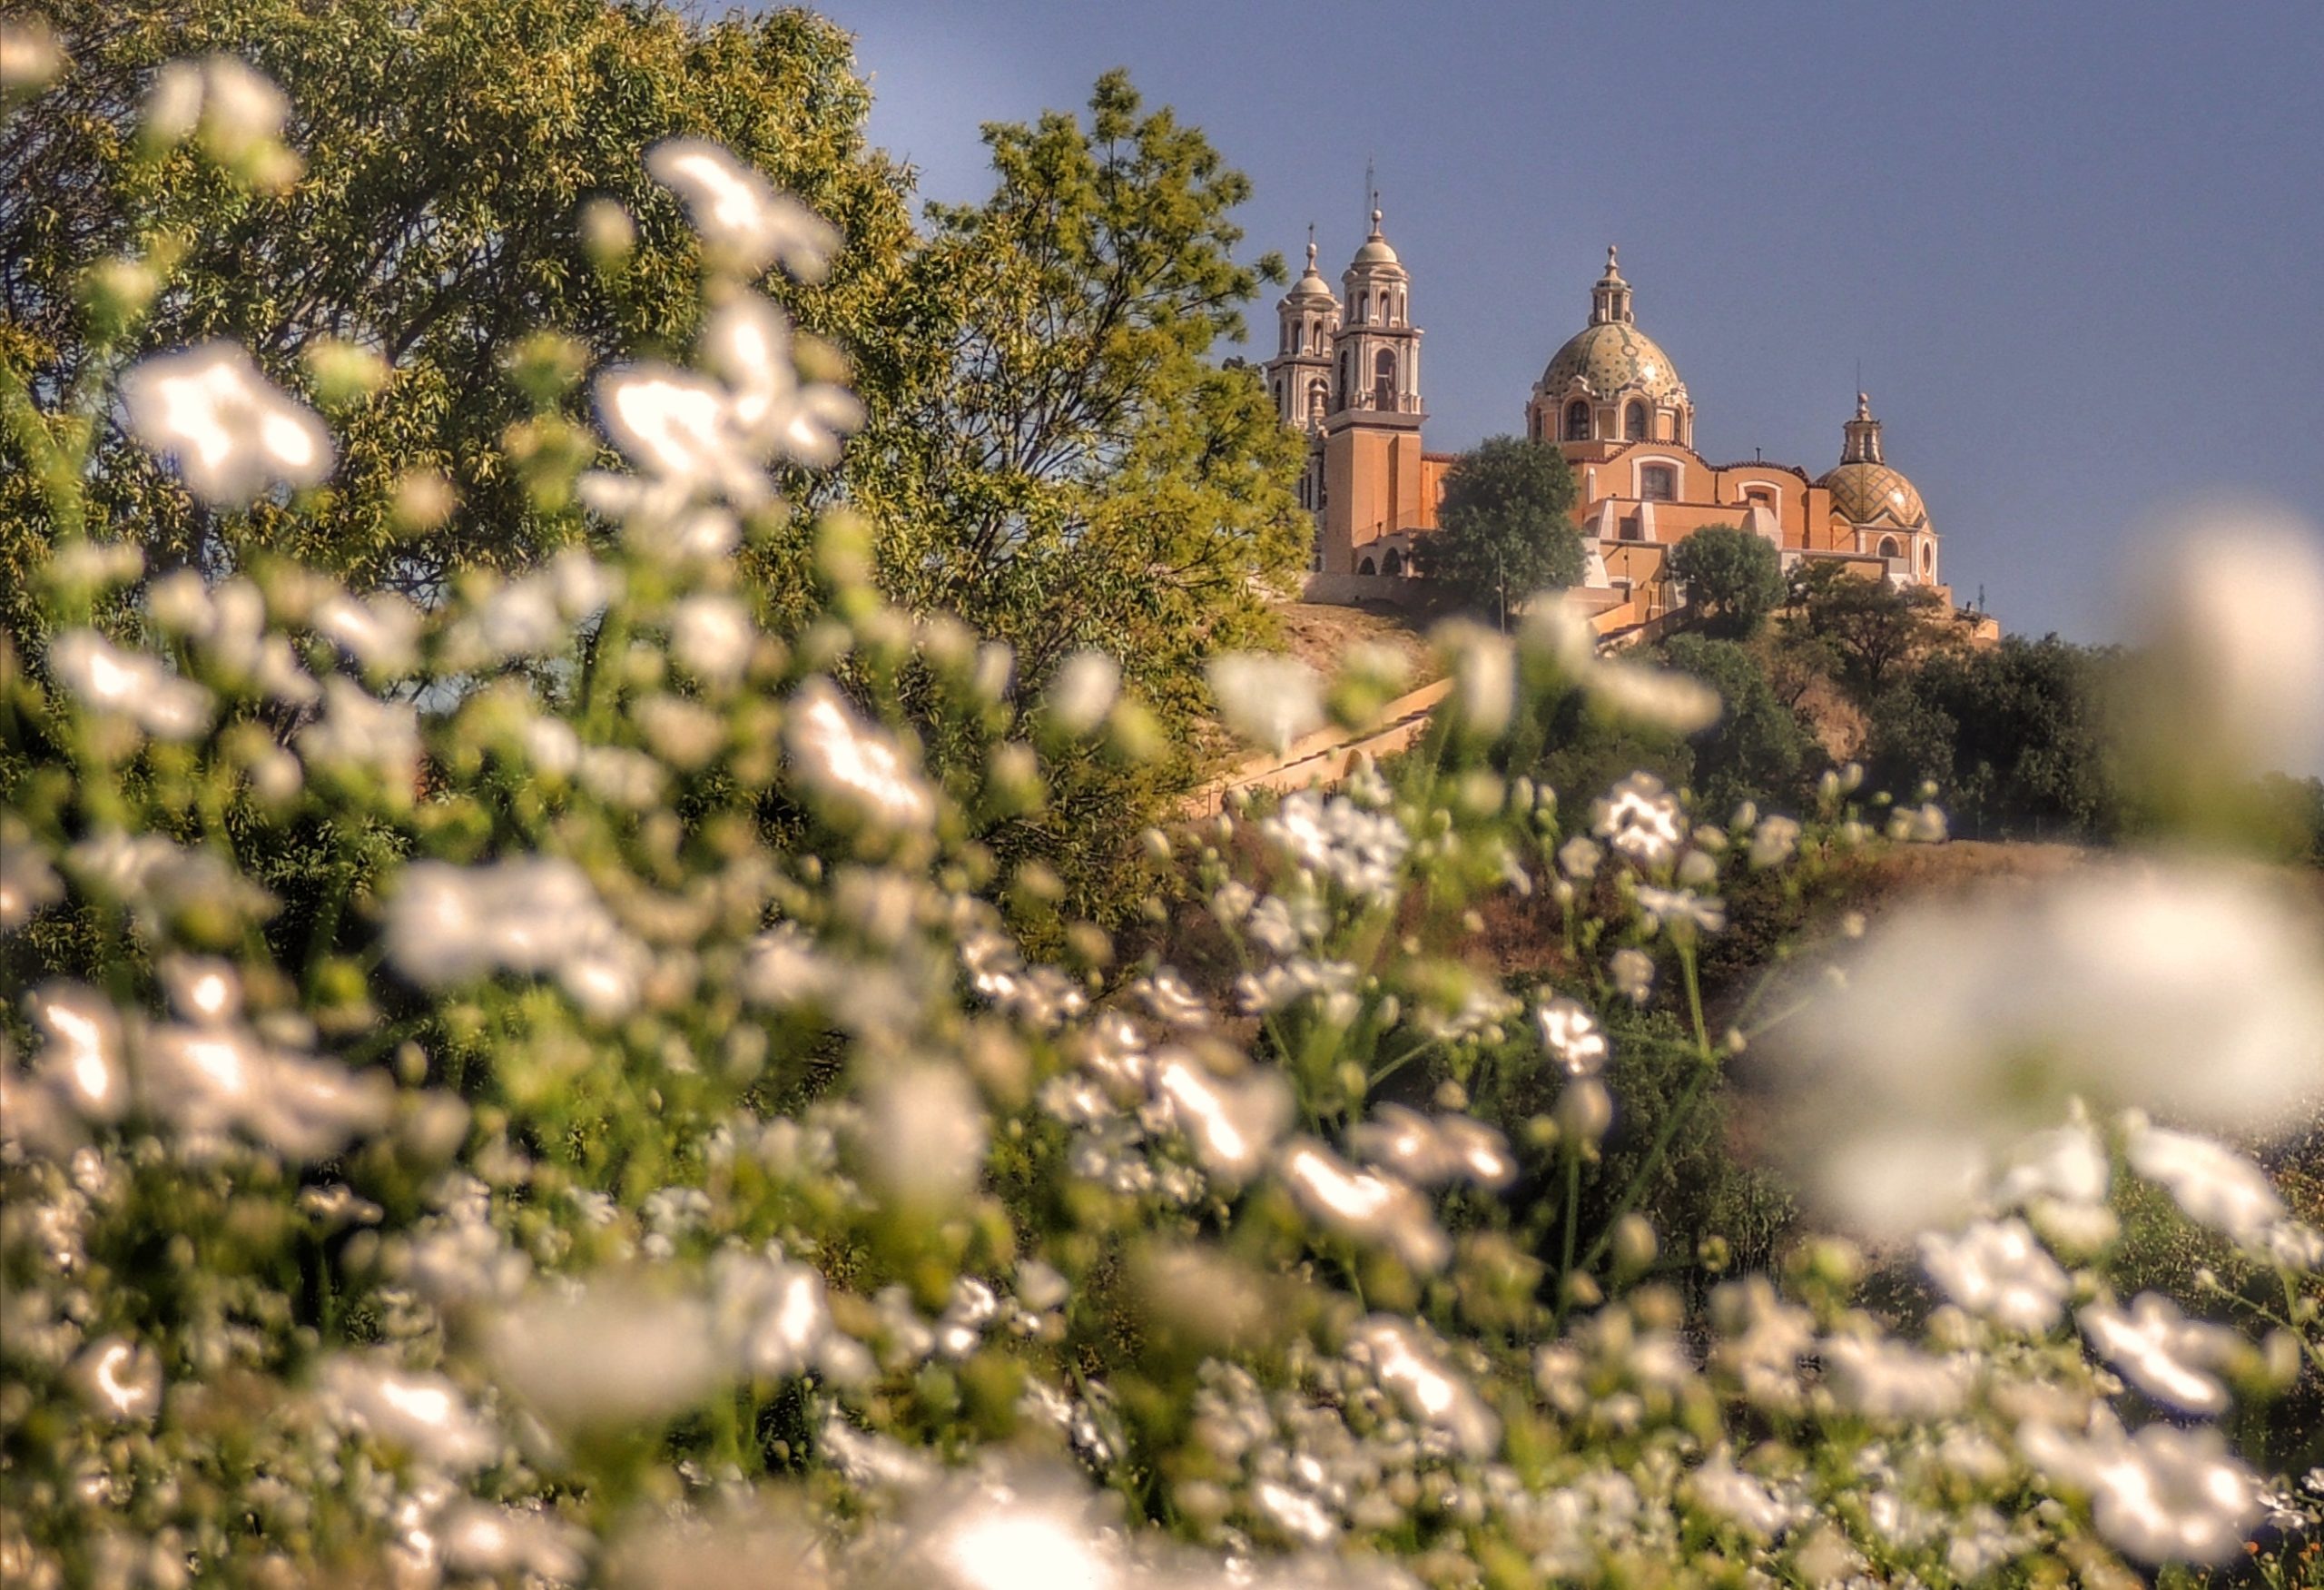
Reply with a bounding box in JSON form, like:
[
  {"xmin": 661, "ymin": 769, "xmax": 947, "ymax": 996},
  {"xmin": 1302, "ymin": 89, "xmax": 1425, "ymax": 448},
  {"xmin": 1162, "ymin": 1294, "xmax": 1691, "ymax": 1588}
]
[
  {"xmin": 1539, "ymin": 321, "xmax": 1687, "ymax": 405},
  {"xmin": 1816, "ymin": 394, "xmax": 1927, "ymax": 528},
  {"xmin": 1817, "ymin": 460, "xmax": 1928, "ymax": 528}
]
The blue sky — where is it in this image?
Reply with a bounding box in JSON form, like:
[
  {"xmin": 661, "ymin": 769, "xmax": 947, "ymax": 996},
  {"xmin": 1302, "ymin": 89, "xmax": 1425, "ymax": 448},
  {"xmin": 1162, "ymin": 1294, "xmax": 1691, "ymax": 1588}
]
[{"xmin": 815, "ymin": 0, "xmax": 2323, "ymax": 644}]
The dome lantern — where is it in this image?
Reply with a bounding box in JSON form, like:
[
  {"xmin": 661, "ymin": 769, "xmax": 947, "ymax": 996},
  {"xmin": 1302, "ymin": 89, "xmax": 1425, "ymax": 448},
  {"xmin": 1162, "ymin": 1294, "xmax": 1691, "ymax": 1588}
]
[{"xmin": 1590, "ymin": 244, "xmax": 1633, "ymax": 326}]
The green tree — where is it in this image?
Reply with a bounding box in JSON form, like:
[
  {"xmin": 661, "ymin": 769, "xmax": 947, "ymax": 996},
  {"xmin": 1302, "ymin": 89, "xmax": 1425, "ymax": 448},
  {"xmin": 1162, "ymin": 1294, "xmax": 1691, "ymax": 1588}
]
[
  {"xmin": 1780, "ymin": 558, "xmax": 1950, "ymax": 701},
  {"xmin": 1654, "ymin": 634, "xmax": 1821, "ymax": 811},
  {"xmin": 1416, "ymin": 435, "xmax": 1581, "ymax": 622},
  {"xmin": 1865, "ymin": 636, "xmax": 2118, "ymax": 839},
  {"xmin": 1, "ymin": 0, "xmax": 914, "ymax": 620},
  {"xmin": 1667, "ymin": 524, "xmax": 1784, "ymax": 638},
  {"xmin": 844, "ymin": 71, "xmax": 1307, "ymax": 729}
]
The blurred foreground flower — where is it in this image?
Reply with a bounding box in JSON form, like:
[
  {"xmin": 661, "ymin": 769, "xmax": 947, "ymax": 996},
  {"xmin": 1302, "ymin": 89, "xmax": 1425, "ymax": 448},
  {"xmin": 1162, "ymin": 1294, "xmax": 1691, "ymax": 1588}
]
[
  {"xmin": 1775, "ymin": 856, "xmax": 2324, "ymax": 1235},
  {"xmin": 120, "ymin": 341, "xmax": 332, "ymax": 505}
]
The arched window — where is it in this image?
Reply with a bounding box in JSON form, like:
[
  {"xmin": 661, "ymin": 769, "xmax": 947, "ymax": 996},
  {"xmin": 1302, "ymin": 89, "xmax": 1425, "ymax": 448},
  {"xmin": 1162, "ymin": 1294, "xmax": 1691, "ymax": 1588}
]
[
  {"xmin": 1357, "ymin": 291, "xmax": 1369, "ymax": 323},
  {"xmin": 1374, "ymin": 350, "xmax": 1396, "ymax": 410},
  {"xmin": 1358, "ymin": 556, "xmax": 1377, "ymax": 575},
  {"xmin": 1564, "ymin": 400, "xmax": 1590, "ymax": 441},
  {"xmin": 1338, "ymin": 350, "xmax": 1350, "ymax": 400},
  {"xmin": 1920, "ymin": 541, "xmax": 1934, "ymax": 573},
  {"xmin": 1878, "ymin": 536, "xmax": 1902, "ymax": 559},
  {"xmin": 1625, "ymin": 401, "xmax": 1648, "ymax": 441},
  {"xmin": 1383, "ymin": 548, "xmax": 1403, "ymax": 576},
  {"xmin": 1640, "ymin": 464, "xmax": 1676, "ymax": 501}
]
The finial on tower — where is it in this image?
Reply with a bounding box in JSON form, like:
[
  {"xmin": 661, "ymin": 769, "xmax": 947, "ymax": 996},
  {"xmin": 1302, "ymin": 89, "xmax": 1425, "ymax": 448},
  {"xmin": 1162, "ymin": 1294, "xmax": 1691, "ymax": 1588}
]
[
  {"xmin": 1606, "ymin": 243, "xmax": 1620, "ymax": 275},
  {"xmin": 1369, "ymin": 205, "xmax": 1384, "ymax": 236},
  {"xmin": 1856, "ymin": 390, "xmax": 1872, "ymax": 420},
  {"xmin": 1305, "ymin": 221, "xmax": 1316, "ymax": 269}
]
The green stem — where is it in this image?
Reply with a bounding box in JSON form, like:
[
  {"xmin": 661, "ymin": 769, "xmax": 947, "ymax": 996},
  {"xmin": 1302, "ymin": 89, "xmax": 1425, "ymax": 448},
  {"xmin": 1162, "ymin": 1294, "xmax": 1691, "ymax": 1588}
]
[{"xmin": 1576, "ymin": 943, "xmax": 1718, "ymax": 1278}]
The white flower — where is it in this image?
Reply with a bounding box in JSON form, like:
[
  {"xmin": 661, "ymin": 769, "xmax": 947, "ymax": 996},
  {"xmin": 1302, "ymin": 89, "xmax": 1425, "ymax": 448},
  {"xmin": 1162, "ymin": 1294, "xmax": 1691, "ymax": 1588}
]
[
  {"xmin": 1592, "ymin": 772, "xmax": 1686, "ymax": 868},
  {"xmin": 1777, "ymin": 858, "xmax": 2324, "ymax": 1236},
  {"xmin": 1609, "ymin": 946, "xmax": 1656, "ymax": 1003},
  {"xmin": 1748, "ymin": 814, "xmax": 1800, "ymax": 869},
  {"xmin": 487, "ymin": 1282, "xmax": 726, "ymax": 1429},
  {"xmin": 2125, "ymin": 509, "xmax": 2324, "ymax": 783},
  {"xmin": 121, "ymin": 341, "xmax": 331, "ymax": 505},
  {"xmin": 1634, "ymin": 884, "xmax": 1726, "ymax": 937},
  {"xmin": 47, "ymin": 630, "xmax": 214, "ymax": 740},
  {"xmin": 669, "ymin": 593, "xmax": 754, "ymax": 687},
  {"xmin": 1206, "ymin": 651, "xmax": 1324, "ymax": 754},
  {"xmin": 783, "ymin": 678, "xmax": 936, "ymax": 830},
  {"xmin": 318, "ymin": 1358, "xmax": 499, "ymax": 1473},
  {"xmin": 311, "ymin": 590, "xmax": 421, "ymax": 675},
  {"xmin": 1278, "ymin": 1140, "xmax": 1449, "ymax": 1273},
  {"xmin": 2079, "ymin": 1293, "xmax": 2240, "ymax": 1415},
  {"xmin": 701, "ymin": 291, "xmax": 861, "ymax": 466},
  {"xmin": 1887, "ymin": 802, "xmax": 1949, "ymax": 843},
  {"xmin": 595, "ymin": 363, "xmax": 769, "ymax": 505},
  {"xmin": 2125, "ymin": 1121, "xmax": 2285, "ymax": 1244},
  {"xmin": 1990, "ymin": 1115, "xmax": 2111, "ymax": 1210},
  {"xmin": 0, "ymin": 819, "xmax": 63, "ymax": 933},
  {"xmin": 1347, "ymin": 1316, "xmax": 1500, "ymax": 1459},
  {"xmin": 2020, "ymin": 1415, "xmax": 2259, "ymax": 1565},
  {"xmin": 862, "ymin": 1063, "xmax": 987, "ymax": 1206},
  {"xmin": 1590, "ymin": 658, "xmax": 1721, "ymax": 734},
  {"xmin": 384, "ymin": 857, "xmax": 647, "ymax": 1021},
  {"xmin": 645, "ymin": 137, "xmax": 839, "ymax": 281},
  {"xmin": 1349, "ymin": 1103, "xmax": 1515, "ymax": 1189},
  {"xmin": 1557, "ymin": 835, "xmax": 1602, "ymax": 881},
  {"xmin": 1152, "ymin": 1052, "xmax": 1290, "ymax": 1186},
  {"xmin": 299, "ymin": 676, "xmax": 420, "ymax": 791},
  {"xmin": 1919, "ymin": 1218, "xmax": 2068, "ymax": 1334},
  {"xmin": 1046, "ymin": 651, "xmax": 1120, "ymax": 736},
  {"xmin": 1820, "ymin": 1335, "xmax": 1971, "ymax": 1421},
  {"xmin": 72, "ymin": 1338, "xmax": 162, "ymax": 1422},
  {"xmin": 1536, "ymin": 996, "xmax": 1610, "ymax": 1077},
  {"xmin": 2, "ymin": 17, "xmax": 64, "ymax": 93},
  {"xmin": 142, "ymin": 1022, "xmax": 392, "ymax": 1160},
  {"xmin": 1685, "ymin": 1450, "xmax": 1797, "ymax": 1540},
  {"xmin": 1258, "ymin": 790, "xmax": 1409, "ymax": 900}
]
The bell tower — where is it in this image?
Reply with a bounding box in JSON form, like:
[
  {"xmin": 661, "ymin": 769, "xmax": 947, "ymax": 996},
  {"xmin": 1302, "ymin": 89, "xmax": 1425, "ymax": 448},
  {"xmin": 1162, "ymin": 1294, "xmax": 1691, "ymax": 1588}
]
[{"xmin": 1319, "ymin": 208, "xmax": 1426, "ymax": 574}]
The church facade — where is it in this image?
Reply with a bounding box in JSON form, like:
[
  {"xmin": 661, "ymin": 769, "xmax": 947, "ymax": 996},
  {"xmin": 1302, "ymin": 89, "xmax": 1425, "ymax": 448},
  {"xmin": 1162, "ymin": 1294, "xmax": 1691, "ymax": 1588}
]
[{"xmin": 1261, "ymin": 213, "xmax": 1964, "ymax": 639}]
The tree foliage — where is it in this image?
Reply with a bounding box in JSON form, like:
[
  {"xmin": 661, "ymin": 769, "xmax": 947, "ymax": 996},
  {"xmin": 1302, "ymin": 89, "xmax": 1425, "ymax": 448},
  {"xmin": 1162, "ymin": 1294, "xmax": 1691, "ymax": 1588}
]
[
  {"xmin": 1417, "ymin": 435, "xmax": 1581, "ymax": 620},
  {"xmin": 1, "ymin": 0, "xmax": 914, "ymax": 621},
  {"xmin": 1864, "ymin": 636, "xmax": 2121, "ymax": 839},
  {"xmin": 1666, "ymin": 524, "xmax": 1783, "ymax": 639},
  {"xmin": 1653, "ymin": 634, "xmax": 1822, "ymax": 812},
  {"xmin": 847, "ymin": 71, "xmax": 1307, "ymax": 728},
  {"xmin": 1778, "ymin": 558, "xmax": 1950, "ymax": 701}
]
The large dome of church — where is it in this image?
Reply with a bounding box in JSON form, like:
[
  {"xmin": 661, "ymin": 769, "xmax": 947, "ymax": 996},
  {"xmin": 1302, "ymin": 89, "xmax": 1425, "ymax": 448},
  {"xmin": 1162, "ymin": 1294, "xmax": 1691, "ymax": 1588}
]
[{"xmin": 1539, "ymin": 320, "xmax": 1687, "ymax": 404}]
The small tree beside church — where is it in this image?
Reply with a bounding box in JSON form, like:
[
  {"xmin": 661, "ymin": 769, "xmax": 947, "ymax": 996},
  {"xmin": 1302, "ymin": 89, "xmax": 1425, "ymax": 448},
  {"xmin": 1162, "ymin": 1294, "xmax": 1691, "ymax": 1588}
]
[
  {"xmin": 1667, "ymin": 523, "xmax": 1785, "ymax": 637},
  {"xmin": 1417, "ymin": 434, "xmax": 1581, "ymax": 620}
]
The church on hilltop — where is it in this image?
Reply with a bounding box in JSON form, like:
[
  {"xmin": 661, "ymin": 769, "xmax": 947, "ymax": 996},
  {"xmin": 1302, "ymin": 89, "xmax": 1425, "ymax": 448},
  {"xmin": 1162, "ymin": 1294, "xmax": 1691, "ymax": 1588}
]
[{"xmin": 1260, "ymin": 211, "xmax": 1983, "ymax": 641}]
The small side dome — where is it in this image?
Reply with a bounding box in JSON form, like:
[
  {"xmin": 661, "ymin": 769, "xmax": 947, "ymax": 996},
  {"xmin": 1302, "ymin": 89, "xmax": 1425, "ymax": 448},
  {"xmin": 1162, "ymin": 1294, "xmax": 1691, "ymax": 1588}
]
[
  {"xmin": 1817, "ymin": 461, "xmax": 1928, "ymax": 528},
  {"xmin": 1285, "ymin": 240, "xmax": 1336, "ymax": 304},
  {"xmin": 1815, "ymin": 392, "xmax": 1929, "ymax": 528},
  {"xmin": 1349, "ymin": 209, "xmax": 1403, "ymax": 271}
]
